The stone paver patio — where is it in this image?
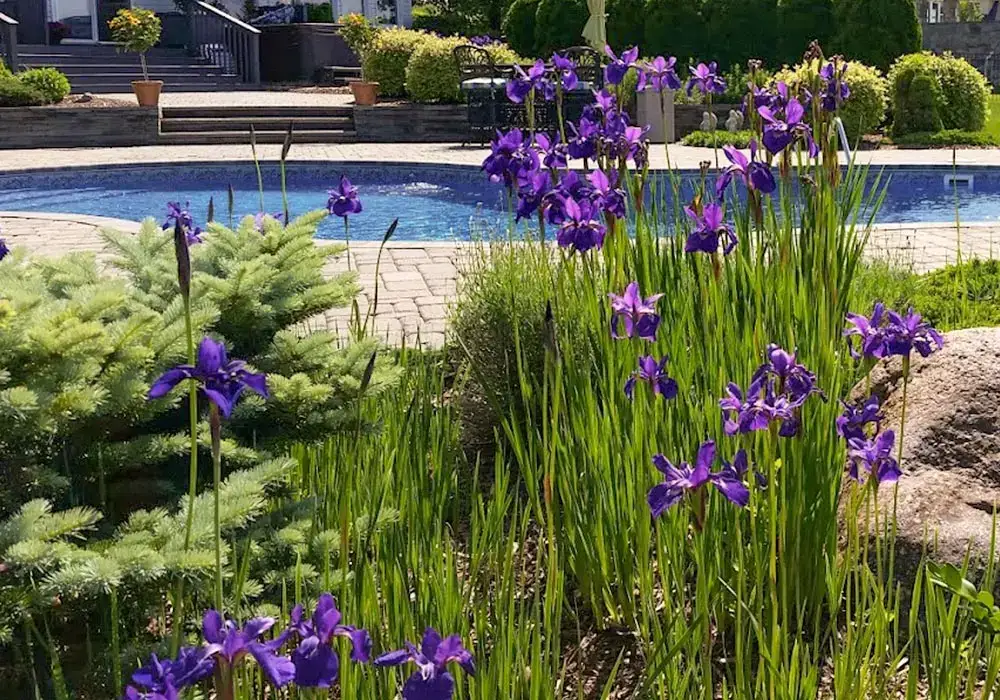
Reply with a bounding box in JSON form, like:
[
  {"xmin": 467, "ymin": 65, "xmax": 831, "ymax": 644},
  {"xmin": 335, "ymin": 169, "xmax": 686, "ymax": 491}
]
[{"xmin": 4, "ymin": 142, "xmax": 1000, "ymax": 346}]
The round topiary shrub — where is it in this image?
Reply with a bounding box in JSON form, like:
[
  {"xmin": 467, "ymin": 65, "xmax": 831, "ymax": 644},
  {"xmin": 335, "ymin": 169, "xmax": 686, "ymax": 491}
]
[
  {"xmin": 607, "ymin": 0, "xmax": 645, "ymax": 50},
  {"xmin": 533, "ymin": 0, "xmax": 588, "ymax": 55},
  {"xmin": 835, "ymin": 0, "xmax": 921, "ymax": 72},
  {"xmin": 405, "ymin": 35, "xmax": 465, "ymax": 103},
  {"xmin": 773, "ymin": 59, "xmax": 888, "ymax": 144},
  {"xmin": 643, "ymin": 0, "xmax": 706, "ymax": 67},
  {"xmin": 363, "ymin": 27, "xmax": 429, "ymax": 98},
  {"xmin": 936, "ymin": 52, "xmax": 991, "ymax": 132},
  {"xmin": 502, "ymin": 0, "xmax": 540, "ymax": 56},
  {"xmin": 0, "ymin": 75, "xmax": 47, "ymax": 107},
  {"xmin": 17, "ymin": 67, "xmax": 71, "ymax": 104}
]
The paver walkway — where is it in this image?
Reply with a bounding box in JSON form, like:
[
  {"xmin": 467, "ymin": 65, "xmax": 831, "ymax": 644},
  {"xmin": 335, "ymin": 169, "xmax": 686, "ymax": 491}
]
[{"xmin": 3, "ymin": 211, "xmax": 997, "ymax": 347}]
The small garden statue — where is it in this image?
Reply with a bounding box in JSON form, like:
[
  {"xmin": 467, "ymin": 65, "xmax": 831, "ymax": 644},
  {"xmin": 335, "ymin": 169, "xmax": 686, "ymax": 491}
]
[
  {"xmin": 700, "ymin": 110, "xmax": 718, "ymax": 132},
  {"xmin": 108, "ymin": 8, "xmax": 162, "ymax": 107},
  {"xmin": 726, "ymin": 109, "xmax": 744, "ymax": 133}
]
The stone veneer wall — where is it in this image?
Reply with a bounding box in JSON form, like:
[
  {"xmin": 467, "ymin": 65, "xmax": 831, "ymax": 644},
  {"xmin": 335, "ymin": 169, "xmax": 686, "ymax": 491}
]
[
  {"xmin": 0, "ymin": 106, "xmax": 161, "ymax": 149},
  {"xmin": 922, "ymin": 21, "xmax": 1000, "ymax": 55},
  {"xmin": 353, "ymin": 103, "xmax": 468, "ymax": 143}
]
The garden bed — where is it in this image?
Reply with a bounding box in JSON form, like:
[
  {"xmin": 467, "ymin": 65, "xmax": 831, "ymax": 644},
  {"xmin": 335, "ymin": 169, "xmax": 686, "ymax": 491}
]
[
  {"xmin": 0, "ymin": 104, "xmax": 159, "ymax": 149},
  {"xmin": 354, "ymin": 101, "xmax": 468, "ymax": 142}
]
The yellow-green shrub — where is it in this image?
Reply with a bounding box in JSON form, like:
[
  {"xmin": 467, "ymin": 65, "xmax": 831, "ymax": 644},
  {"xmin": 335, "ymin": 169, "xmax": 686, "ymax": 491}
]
[
  {"xmin": 774, "ymin": 59, "xmax": 888, "ymax": 144},
  {"xmin": 405, "ymin": 37, "xmax": 521, "ymax": 103},
  {"xmin": 363, "ymin": 27, "xmax": 429, "ymax": 98},
  {"xmin": 888, "ymin": 51, "xmax": 990, "ymax": 136}
]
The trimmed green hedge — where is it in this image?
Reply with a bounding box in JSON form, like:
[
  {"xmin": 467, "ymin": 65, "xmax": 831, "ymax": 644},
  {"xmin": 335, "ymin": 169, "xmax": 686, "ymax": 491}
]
[
  {"xmin": 680, "ymin": 130, "xmax": 755, "ymax": 148},
  {"xmin": 411, "ymin": 4, "xmax": 471, "ymax": 36},
  {"xmin": 778, "ymin": 0, "xmax": 834, "ymax": 66},
  {"xmin": 363, "ymin": 27, "xmax": 429, "ymax": 98},
  {"xmin": 834, "ymin": 0, "xmax": 921, "ymax": 72},
  {"xmin": 502, "ymin": 0, "xmax": 540, "ymax": 56},
  {"xmin": 644, "ymin": 0, "xmax": 706, "ymax": 67},
  {"xmin": 891, "ymin": 129, "xmax": 999, "ymax": 147},
  {"xmin": 533, "ymin": 0, "xmax": 588, "ymax": 55},
  {"xmin": 889, "ymin": 52, "xmax": 990, "ymax": 137}
]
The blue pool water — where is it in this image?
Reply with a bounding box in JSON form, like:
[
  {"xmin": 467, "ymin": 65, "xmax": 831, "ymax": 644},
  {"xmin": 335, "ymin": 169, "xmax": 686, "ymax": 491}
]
[{"xmin": 0, "ymin": 162, "xmax": 999, "ymax": 241}]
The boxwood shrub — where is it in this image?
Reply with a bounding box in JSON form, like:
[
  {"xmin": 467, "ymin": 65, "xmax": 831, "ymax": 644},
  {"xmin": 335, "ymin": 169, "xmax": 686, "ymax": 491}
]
[
  {"xmin": 0, "ymin": 75, "xmax": 47, "ymax": 107},
  {"xmin": 406, "ymin": 36, "xmax": 520, "ymax": 103},
  {"xmin": 888, "ymin": 52, "xmax": 989, "ymax": 136},
  {"xmin": 364, "ymin": 27, "xmax": 429, "ymax": 98},
  {"xmin": 533, "ymin": 0, "xmax": 588, "ymax": 55},
  {"xmin": 501, "ymin": 0, "xmax": 540, "ymax": 56},
  {"xmin": 774, "ymin": 59, "xmax": 888, "ymax": 144},
  {"xmin": 17, "ymin": 67, "xmax": 71, "ymax": 104}
]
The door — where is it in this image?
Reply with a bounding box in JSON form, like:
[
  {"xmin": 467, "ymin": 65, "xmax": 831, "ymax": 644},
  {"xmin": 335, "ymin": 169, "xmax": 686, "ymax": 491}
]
[{"xmin": 51, "ymin": 0, "xmax": 99, "ymax": 42}]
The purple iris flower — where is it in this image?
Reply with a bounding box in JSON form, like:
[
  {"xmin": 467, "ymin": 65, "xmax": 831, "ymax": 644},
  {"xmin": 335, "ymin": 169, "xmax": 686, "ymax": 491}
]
[
  {"xmin": 820, "ymin": 61, "xmax": 850, "ymax": 112},
  {"xmin": 744, "ymin": 83, "xmax": 776, "ymax": 114},
  {"xmin": 844, "ymin": 302, "xmax": 889, "ymax": 360},
  {"xmin": 884, "ymin": 308, "xmax": 944, "ymax": 358},
  {"xmin": 0, "ymin": 238, "xmax": 8, "ymax": 261},
  {"xmin": 758, "ymin": 96, "xmax": 817, "ymax": 156},
  {"xmin": 567, "ymin": 117, "xmax": 599, "ymax": 160},
  {"xmin": 162, "ymin": 201, "xmax": 202, "ymax": 245},
  {"xmin": 608, "ymin": 281, "xmax": 663, "ymax": 341},
  {"xmin": 847, "ymin": 430, "xmax": 901, "ymax": 484},
  {"xmin": 202, "ymin": 610, "xmax": 295, "ymax": 688},
  {"xmin": 327, "ymin": 176, "xmax": 363, "ymax": 218},
  {"xmin": 534, "ymin": 132, "xmax": 568, "ymax": 170},
  {"xmin": 148, "ymin": 336, "xmax": 268, "ymax": 418},
  {"xmin": 715, "ymin": 140, "xmax": 776, "ymax": 199},
  {"xmin": 374, "ymin": 628, "xmax": 475, "ymax": 700},
  {"xmin": 551, "ymin": 52, "xmax": 579, "ymax": 91},
  {"xmin": 752, "ymin": 343, "xmax": 823, "ymax": 405},
  {"xmin": 625, "ymin": 355, "xmax": 679, "ymax": 401},
  {"xmin": 124, "ymin": 683, "xmax": 178, "ymax": 700},
  {"xmin": 515, "ymin": 171, "xmax": 551, "ymax": 223},
  {"xmin": 129, "ymin": 648, "xmax": 215, "ymax": 696},
  {"xmin": 469, "ymin": 35, "xmax": 493, "ymax": 46},
  {"xmin": 604, "ymin": 45, "xmax": 639, "ymax": 86},
  {"xmin": 543, "ymin": 171, "xmax": 593, "ymax": 225},
  {"xmin": 483, "ymin": 128, "xmax": 540, "ymax": 188},
  {"xmin": 719, "ymin": 378, "xmax": 774, "ymax": 436},
  {"xmin": 638, "ymin": 55, "xmax": 681, "ymax": 92},
  {"xmin": 686, "ymin": 62, "xmax": 726, "ymax": 97},
  {"xmin": 588, "ymin": 169, "xmax": 627, "ymax": 219},
  {"xmin": 648, "ymin": 441, "xmax": 750, "ymax": 517},
  {"xmin": 837, "ymin": 395, "xmax": 883, "ymax": 442},
  {"xmin": 288, "ymin": 594, "xmax": 371, "ymax": 688},
  {"xmin": 684, "ymin": 202, "xmax": 737, "ymax": 255},
  {"xmin": 254, "ymin": 211, "xmax": 285, "ymax": 232},
  {"xmin": 556, "ymin": 196, "xmax": 606, "ymax": 253},
  {"xmin": 592, "ymin": 89, "xmax": 618, "ymax": 115},
  {"xmin": 507, "ymin": 60, "xmax": 555, "ymax": 103}
]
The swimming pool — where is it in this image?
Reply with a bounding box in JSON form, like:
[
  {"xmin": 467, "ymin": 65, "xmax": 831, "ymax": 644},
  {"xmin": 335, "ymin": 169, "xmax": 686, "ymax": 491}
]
[{"xmin": 0, "ymin": 162, "xmax": 997, "ymax": 241}]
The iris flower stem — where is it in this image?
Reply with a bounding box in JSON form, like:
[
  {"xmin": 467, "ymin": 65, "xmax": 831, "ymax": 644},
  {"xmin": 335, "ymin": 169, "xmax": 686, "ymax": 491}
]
[
  {"xmin": 172, "ymin": 291, "xmax": 199, "ymax": 656},
  {"xmin": 344, "ymin": 217, "xmax": 352, "ymax": 272},
  {"xmin": 897, "ymin": 356, "xmax": 910, "ymax": 469},
  {"xmin": 659, "ymin": 90, "xmax": 672, "ymax": 172},
  {"xmin": 210, "ymin": 404, "xmax": 224, "ymax": 613}
]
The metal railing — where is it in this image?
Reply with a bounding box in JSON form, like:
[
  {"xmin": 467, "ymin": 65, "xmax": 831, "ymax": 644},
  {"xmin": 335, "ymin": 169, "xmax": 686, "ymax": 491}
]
[
  {"xmin": 190, "ymin": 1, "xmax": 260, "ymax": 85},
  {"xmin": 0, "ymin": 11, "xmax": 18, "ymax": 73}
]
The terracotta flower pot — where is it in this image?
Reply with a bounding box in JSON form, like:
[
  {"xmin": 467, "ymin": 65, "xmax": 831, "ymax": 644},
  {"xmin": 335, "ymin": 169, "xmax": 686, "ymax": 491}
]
[
  {"xmin": 350, "ymin": 81, "xmax": 380, "ymax": 106},
  {"xmin": 132, "ymin": 80, "xmax": 163, "ymax": 107}
]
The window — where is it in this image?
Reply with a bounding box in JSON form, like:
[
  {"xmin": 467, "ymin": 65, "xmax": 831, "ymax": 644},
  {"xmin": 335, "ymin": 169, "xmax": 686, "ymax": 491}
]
[{"xmin": 929, "ymin": 0, "xmax": 941, "ymax": 22}]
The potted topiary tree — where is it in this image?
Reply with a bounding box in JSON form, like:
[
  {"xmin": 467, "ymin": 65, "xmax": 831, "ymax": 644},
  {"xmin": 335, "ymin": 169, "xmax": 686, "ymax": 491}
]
[
  {"xmin": 108, "ymin": 8, "xmax": 163, "ymax": 107},
  {"xmin": 339, "ymin": 12, "xmax": 380, "ymax": 105}
]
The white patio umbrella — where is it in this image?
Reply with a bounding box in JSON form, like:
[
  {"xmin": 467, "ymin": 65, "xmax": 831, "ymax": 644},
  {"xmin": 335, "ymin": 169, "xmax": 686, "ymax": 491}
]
[{"xmin": 582, "ymin": 0, "xmax": 607, "ymax": 51}]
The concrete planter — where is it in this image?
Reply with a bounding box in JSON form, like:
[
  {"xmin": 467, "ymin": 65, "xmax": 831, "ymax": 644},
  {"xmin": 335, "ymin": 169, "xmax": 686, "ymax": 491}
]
[
  {"xmin": 354, "ymin": 102, "xmax": 467, "ymax": 143},
  {"xmin": 636, "ymin": 89, "xmax": 675, "ymax": 143},
  {"xmin": 0, "ymin": 106, "xmax": 161, "ymax": 149}
]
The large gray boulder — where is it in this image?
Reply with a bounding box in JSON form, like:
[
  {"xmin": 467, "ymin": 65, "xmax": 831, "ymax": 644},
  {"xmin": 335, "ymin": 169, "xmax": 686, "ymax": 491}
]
[{"xmin": 858, "ymin": 327, "xmax": 1000, "ymax": 572}]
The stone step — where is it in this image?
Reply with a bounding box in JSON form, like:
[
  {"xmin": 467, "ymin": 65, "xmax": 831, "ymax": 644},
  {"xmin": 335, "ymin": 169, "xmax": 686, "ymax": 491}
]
[
  {"xmin": 163, "ymin": 106, "xmax": 354, "ymax": 119},
  {"xmin": 68, "ymin": 82, "xmax": 246, "ymax": 94},
  {"xmin": 160, "ymin": 116, "xmax": 355, "ymax": 133},
  {"xmin": 47, "ymin": 65, "xmax": 230, "ymax": 76},
  {"xmin": 18, "ymin": 44, "xmax": 194, "ymax": 58},
  {"xmin": 158, "ymin": 129, "xmax": 358, "ymax": 145},
  {"xmin": 20, "ymin": 55, "xmax": 213, "ymax": 67}
]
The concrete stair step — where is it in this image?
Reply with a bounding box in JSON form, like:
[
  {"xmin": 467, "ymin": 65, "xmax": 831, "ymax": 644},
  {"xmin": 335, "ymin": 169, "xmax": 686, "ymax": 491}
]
[
  {"xmin": 47, "ymin": 65, "xmax": 228, "ymax": 75},
  {"xmin": 68, "ymin": 83, "xmax": 246, "ymax": 94},
  {"xmin": 161, "ymin": 116, "xmax": 355, "ymax": 132},
  {"xmin": 158, "ymin": 130, "xmax": 357, "ymax": 145},
  {"xmin": 163, "ymin": 106, "xmax": 354, "ymax": 119}
]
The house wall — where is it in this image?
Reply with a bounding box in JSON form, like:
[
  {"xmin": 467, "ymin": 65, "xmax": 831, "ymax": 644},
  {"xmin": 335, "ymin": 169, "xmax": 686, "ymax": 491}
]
[{"xmin": 0, "ymin": 0, "xmax": 47, "ymax": 44}]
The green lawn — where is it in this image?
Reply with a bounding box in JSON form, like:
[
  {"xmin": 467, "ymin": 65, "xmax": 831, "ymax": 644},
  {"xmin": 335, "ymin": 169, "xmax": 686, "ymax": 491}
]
[{"xmin": 985, "ymin": 94, "xmax": 1000, "ymax": 139}]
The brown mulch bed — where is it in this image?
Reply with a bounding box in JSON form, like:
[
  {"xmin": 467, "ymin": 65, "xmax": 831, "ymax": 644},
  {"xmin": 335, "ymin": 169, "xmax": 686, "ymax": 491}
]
[{"xmin": 53, "ymin": 95, "xmax": 138, "ymax": 109}]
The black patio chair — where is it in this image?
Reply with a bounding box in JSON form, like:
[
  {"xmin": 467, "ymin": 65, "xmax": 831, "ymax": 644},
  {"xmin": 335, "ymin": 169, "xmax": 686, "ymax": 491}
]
[{"xmin": 454, "ymin": 45, "xmax": 505, "ymax": 145}]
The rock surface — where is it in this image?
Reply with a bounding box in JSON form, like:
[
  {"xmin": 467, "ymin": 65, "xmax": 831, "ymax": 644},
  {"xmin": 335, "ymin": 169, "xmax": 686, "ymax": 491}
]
[{"xmin": 858, "ymin": 327, "xmax": 1000, "ymax": 572}]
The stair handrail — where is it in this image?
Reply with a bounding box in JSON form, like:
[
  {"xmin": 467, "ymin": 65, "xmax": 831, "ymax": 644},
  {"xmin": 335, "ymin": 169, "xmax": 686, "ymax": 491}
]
[
  {"xmin": 0, "ymin": 11, "xmax": 18, "ymax": 73},
  {"xmin": 190, "ymin": 0, "xmax": 261, "ymax": 85}
]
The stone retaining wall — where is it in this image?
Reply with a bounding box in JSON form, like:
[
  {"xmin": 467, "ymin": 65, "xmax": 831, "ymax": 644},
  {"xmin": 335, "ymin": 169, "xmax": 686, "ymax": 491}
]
[
  {"xmin": 674, "ymin": 103, "xmax": 741, "ymax": 139},
  {"xmin": 922, "ymin": 21, "xmax": 1000, "ymax": 56},
  {"xmin": 353, "ymin": 102, "xmax": 468, "ymax": 143},
  {"xmin": 0, "ymin": 106, "xmax": 161, "ymax": 149}
]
